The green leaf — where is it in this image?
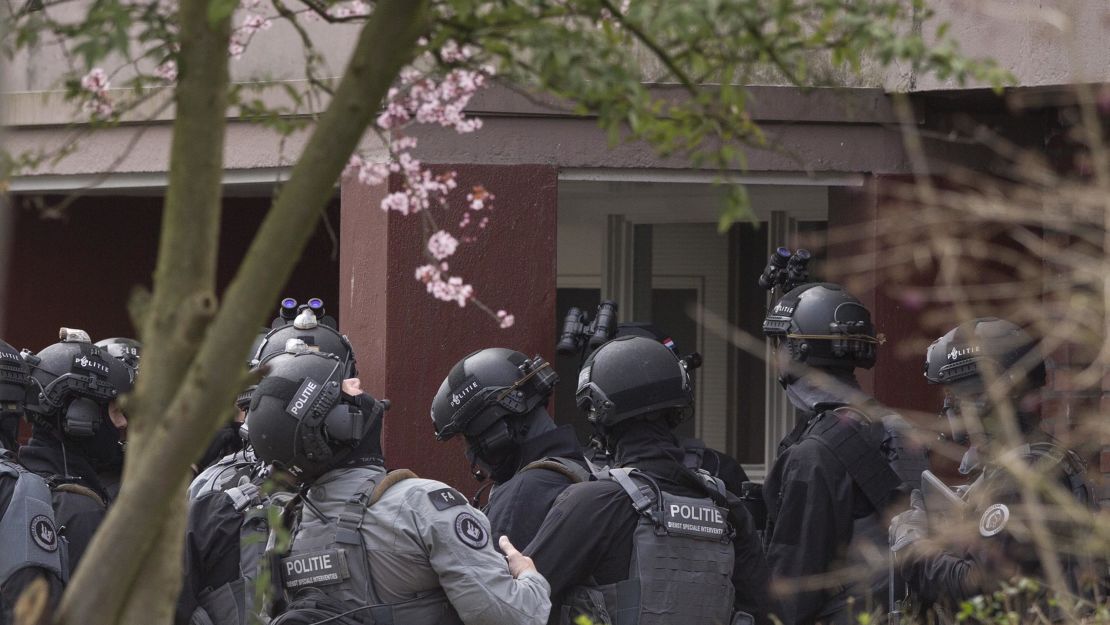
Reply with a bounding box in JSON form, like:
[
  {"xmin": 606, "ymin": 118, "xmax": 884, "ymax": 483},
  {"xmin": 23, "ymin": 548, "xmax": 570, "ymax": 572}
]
[{"xmin": 717, "ymin": 185, "xmax": 750, "ymax": 233}]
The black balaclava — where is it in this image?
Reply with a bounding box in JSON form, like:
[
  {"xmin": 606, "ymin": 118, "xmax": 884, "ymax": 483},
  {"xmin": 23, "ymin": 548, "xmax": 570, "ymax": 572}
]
[
  {"xmin": 57, "ymin": 405, "xmax": 125, "ymax": 472},
  {"xmin": 23, "ymin": 417, "xmax": 111, "ymax": 494},
  {"xmin": 783, "ymin": 364, "xmax": 868, "ymax": 419},
  {"xmin": 467, "ymin": 404, "xmax": 557, "ymax": 484},
  {"xmin": 0, "ymin": 413, "xmax": 19, "ymax": 452},
  {"xmin": 336, "ymin": 393, "xmax": 385, "ymax": 469},
  {"xmin": 609, "ymin": 413, "xmax": 684, "ymax": 467}
]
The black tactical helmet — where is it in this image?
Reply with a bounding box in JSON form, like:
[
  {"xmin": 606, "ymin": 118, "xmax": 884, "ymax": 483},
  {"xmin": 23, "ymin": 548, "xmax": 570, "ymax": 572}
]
[
  {"xmin": 24, "ymin": 328, "xmax": 134, "ymax": 437},
  {"xmin": 247, "ymin": 351, "xmax": 385, "ymax": 480},
  {"xmin": 0, "ymin": 339, "xmax": 30, "ymax": 414},
  {"xmin": 763, "ymin": 282, "xmax": 879, "ymax": 370},
  {"xmin": 925, "ymin": 317, "xmax": 1046, "ymax": 395},
  {"xmin": 95, "ymin": 337, "xmax": 142, "ymax": 370},
  {"xmin": 0, "ymin": 339, "xmax": 31, "ymax": 449},
  {"xmin": 252, "ymin": 319, "xmax": 356, "ymax": 377},
  {"xmin": 576, "ymin": 336, "xmax": 693, "ymax": 429},
  {"xmin": 431, "ymin": 348, "xmax": 558, "ymax": 444}
]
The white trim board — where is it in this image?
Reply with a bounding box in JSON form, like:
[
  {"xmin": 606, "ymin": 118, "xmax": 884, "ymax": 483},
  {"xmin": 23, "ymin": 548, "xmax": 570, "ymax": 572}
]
[{"xmin": 8, "ymin": 167, "xmax": 292, "ymax": 194}]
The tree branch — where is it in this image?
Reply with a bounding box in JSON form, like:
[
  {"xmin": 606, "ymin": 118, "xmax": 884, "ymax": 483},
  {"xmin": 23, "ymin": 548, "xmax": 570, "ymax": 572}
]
[
  {"xmin": 56, "ymin": 0, "xmax": 232, "ymax": 619},
  {"xmin": 55, "ymin": 2, "xmax": 429, "ymax": 624}
]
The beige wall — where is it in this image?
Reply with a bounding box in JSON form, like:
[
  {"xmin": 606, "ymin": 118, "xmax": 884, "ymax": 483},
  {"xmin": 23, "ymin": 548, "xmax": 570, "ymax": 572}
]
[
  {"xmin": 891, "ymin": 0, "xmax": 1110, "ymax": 90},
  {"xmin": 5, "ymin": 0, "xmax": 1110, "ymax": 120}
]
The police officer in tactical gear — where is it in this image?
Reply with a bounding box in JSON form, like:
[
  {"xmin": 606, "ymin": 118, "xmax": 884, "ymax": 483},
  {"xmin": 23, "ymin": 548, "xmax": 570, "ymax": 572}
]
[
  {"xmin": 431, "ymin": 347, "xmax": 588, "ymax": 547},
  {"xmin": 249, "ymin": 351, "xmax": 551, "ymax": 625},
  {"xmin": 0, "ymin": 338, "xmax": 65, "ymax": 625},
  {"xmin": 761, "ymin": 283, "xmax": 926, "ymax": 625},
  {"xmin": 177, "ymin": 336, "xmax": 312, "ymax": 625},
  {"xmin": 889, "ymin": 317, "xmax": 1104, "ymax": 616},
  {"xmin": 91, "ymin": 336, "xmax": 140, "ymax": 498},
  {"xmin": 525, "ymin": 336, "xmax": 769, "ymax": 625},
  {"xmin": 611, "ymin": 322, "xmax": 751, "ymax": 495},
  {"xmin": 19, "ymin": 328, "xmax": 134, "ymax": 573}
]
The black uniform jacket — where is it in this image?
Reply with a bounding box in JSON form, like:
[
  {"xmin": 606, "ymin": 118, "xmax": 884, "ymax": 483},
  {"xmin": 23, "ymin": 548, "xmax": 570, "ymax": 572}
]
[
  {"xmin": 524, "ymin": 426, "xmax": 770, "ymax": 624},
  {"xmin": 18, "ymin": 437, "xmax": 111, "ymax": 575},
  {"xmin": 175, "ymin": 490, "xmax": 245, "ymax": 625},
  {"xmin": 485, "ymin": 425, "xmax": 587, "ymax": 549},
  {"xmin": 762, "ymin": 409, "xmax": 894, "ymax": 625}
]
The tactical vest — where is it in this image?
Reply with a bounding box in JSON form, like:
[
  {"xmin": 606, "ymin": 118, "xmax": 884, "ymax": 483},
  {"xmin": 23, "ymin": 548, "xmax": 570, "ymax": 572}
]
[
  {"xmin": 802, "ymin": 405, "xmax": 924, "ymax": 512},
  {"xmin": 189, "ymin": 451, "xmax": 258, "ymax": 502},
  {"xmin": 274, "ymin": 471, "xmax": 462, "ymax": 625},
  {"xmin": 191, "ymin": 478, "xmax": 291, "ymax": 625},
  {"xmin": 560, "ymin": 468, "xmax": 736, "ymax": 625},
  {"xmin": 0, "ymin": 458, "xmax": 67, "ymax": 590},
  {"xmin": 787, "ymin": 405, "xmax": 924, "ymax": 617}
]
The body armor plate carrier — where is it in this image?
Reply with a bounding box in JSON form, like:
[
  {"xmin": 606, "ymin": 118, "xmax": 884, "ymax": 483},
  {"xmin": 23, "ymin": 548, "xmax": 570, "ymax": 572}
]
[
  {"xmin": 0, "ymin": 457, "xmax": 67, "ymax": 589},
  {"xmin": 273, "ymin": 470, "xmax": 462, "ymax": 625},
  {"xmin": 561, "ymin": 468, "xmax": 735, "ymax": 625},
  {"xmin": 191, "ymin": 478, "xmax": 292, "ymax": 625}
]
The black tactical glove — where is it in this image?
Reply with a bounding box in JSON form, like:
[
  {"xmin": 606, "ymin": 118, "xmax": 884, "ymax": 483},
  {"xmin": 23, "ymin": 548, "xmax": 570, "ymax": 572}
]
[{"xmin": 890, "ymin": 489, "xmax": 928, "ymax": 552}]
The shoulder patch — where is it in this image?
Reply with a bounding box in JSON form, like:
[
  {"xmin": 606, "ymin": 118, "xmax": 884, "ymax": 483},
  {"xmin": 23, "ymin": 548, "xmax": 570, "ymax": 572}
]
[
  {"xmin": 30, "ymin": 515, "xmax": 58, "ymax": 552},
  {"xmin": 979, "ymin": 503, "xmax": 1010, "ymax": 537},
  {"xmin": 428, "ymin": 487, "xmax": 466, "ymax": 511},
  {"xmin": 453, "ymin": 511, "xmax": 489, "ymax": 550}
]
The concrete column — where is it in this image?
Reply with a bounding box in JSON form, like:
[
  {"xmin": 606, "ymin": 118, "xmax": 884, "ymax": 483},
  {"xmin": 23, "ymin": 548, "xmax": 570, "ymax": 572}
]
[{"xmin": 339, "ymin": 164, "xmax": 559, "ymax": 490}]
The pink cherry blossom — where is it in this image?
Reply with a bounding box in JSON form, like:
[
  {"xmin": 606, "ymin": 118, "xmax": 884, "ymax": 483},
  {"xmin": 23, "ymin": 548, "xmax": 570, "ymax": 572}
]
[
  {"xmin": 326, "ymin": 0, "xmax": 370, "ymax": 18},
  {"xmin": 154, "ymin": 60, "xmax": 178, "ymax": 83},
  {"xmin": 81, "ymin": 68, "xmax": 110, "ymax": 92},
  {"xmin": 413, "ymin": 264, "xmax": 474, "ymax": 307},
  {"xmin": 427, "ymin": 230, "xmax": 459, "ymax": 261},
  {"xmin": 381, "ymin": 192, "xmax": 411, "ymax": 215},
  {"xmin": 82, "ymin": 98, "xmax": 114, "ymax": 118},
  {"xmin": 80, "ymin": 68, "xmax": 114, "ymax": 118},
  {"xmin": 346, "ymin": 44, "xmax": 509, "ymax": 325}
]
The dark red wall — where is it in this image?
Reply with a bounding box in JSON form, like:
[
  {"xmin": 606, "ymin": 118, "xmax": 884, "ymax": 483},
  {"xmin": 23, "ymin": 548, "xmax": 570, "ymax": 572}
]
[
  {"xmin": 3, "ymin": 195, "xmax": 341, "ymax": 353},
  {"xmin": 340, "ymin": 165, "xmax": 558, "ymax": 491}
]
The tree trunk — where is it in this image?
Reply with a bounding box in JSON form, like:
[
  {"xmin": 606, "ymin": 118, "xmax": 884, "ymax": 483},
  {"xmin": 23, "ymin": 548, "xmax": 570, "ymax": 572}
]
[{"xmin": 55, "ymin": 2, "xmax": 429, "ymax": 624}]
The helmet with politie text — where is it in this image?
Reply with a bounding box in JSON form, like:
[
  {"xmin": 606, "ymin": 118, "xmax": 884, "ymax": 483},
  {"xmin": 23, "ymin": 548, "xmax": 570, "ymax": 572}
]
[
  {"xmin": 247, "ymin": 351, "xmax": 387, "ymax": 481},
  {"xmin": 925, "ymin": 317, "xmax": 1046, "ymax": 440}
]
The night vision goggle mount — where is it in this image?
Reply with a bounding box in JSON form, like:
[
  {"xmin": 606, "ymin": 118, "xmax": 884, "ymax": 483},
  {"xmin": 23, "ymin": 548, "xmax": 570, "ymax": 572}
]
[
  {"xmin": 556, "ymin": 301, "xmax": 618, "ymax": 356},
  {"xmin": 758, "ymin": 247, "xmax": 812, "ymax": 301}
]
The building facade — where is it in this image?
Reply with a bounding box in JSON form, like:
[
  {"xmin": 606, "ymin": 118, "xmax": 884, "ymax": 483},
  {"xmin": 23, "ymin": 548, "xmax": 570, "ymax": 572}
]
[{"xmin": 3, "ymin": 1, "xmax": 1109, "ymax": 495}]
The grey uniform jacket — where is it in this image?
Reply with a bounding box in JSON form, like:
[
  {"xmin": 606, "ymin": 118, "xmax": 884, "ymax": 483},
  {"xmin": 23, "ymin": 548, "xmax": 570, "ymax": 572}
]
[{"xmin": 291, "ymin": 466, "xmax": 551, "ymax": 625}]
